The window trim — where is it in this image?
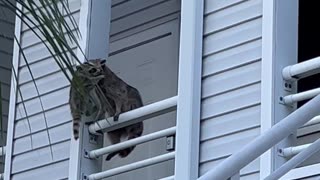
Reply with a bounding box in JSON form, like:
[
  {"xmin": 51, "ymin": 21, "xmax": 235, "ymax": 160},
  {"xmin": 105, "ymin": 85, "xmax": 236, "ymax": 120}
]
[{"xmin": 260, "ymin": 0, "xmax": 299, "ymax": 178}]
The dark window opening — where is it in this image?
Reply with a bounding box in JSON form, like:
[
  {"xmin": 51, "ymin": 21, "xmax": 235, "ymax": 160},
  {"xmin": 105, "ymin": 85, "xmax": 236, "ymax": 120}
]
[{"xmin": 297, "ymin": 1, "xmax": 320, "ymax": 107}]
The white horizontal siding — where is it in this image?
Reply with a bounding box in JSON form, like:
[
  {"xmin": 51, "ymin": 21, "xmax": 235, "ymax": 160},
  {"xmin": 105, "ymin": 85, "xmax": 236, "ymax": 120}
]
[
  {"xmin": 8, "ymin": 2, "xmax": 81, "ymax": 178},
  {"xmin": 110, "ymin": 0, "xmax": 180, "ymax": 41},
  {"xmin": 11, "ymin": 160, "xmax": 69, "ymax": 180},
  {"xmin": 199, "ymin": 0, "xmax": 262, "ymax": 179}
]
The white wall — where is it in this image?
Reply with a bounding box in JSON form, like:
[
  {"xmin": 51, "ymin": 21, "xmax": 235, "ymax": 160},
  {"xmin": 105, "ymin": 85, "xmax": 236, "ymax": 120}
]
[
  {"xmin": 102, "ymin": 0, "xmax": 180, "ymax": 179},
  {"xmin": 199, "ymin": 0, "xmax": 263, "ymax": 179}
]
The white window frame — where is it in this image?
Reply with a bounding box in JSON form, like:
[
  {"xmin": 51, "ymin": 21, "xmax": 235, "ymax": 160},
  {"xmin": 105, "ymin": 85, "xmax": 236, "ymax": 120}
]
[{"xmin": 260, "ymin": 0, "xmax": 320, "ymax": 179}]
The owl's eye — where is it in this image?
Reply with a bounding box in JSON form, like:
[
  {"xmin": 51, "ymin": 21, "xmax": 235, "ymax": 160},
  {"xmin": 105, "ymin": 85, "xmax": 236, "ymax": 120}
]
[{"xmin": 89, "ymin": 68, "xmax": 97, "ymax": 74}]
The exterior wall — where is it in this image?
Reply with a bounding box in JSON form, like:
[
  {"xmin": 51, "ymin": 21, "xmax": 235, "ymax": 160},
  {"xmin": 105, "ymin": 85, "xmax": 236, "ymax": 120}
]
[
  {"xmin": 102, "ymin": 0, "xmax": 180, "ymax": 179},
  {"xmin": 6, "ymin": 0, "xmax": 81, "ymax": 179},
  {"xmin": 0, "ymin": 1, "xmax": 15, "ymax": 173},
  {"xmin": 199, "ymin": 0, "xmax": 262, "ymax": 179}
]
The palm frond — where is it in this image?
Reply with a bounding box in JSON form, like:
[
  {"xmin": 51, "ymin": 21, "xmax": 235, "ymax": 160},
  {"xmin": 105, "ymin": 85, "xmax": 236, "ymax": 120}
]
[{"xmin": 0, "ymin": 0, "xmax": 88, "ymax": 156}]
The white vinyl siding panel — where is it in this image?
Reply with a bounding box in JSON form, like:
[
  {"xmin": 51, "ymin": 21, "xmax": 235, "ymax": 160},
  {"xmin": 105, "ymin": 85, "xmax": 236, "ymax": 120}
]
[
  {"xmin": 109, "ymin": 0, "xmax": 180, "ymax": 41},
  {"xmin": 9, "ymin": 0, "xmax": 80, "ymax": 179},
  {"xmin": 199, "ymin": 0, "xmax": 262, "ymax": 179}
]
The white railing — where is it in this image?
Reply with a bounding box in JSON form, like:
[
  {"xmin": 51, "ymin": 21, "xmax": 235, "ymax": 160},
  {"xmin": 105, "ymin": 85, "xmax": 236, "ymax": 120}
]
[
  {"xmin": 199, "ymin": 58, "xmax": 320, "ymax": 180},
  {"xmin": 83, "ymin": 96, "xmax": 178, "ymax": 179},
  {"xmin": 89, "ymin": 96, "xmax": 177, "ymax": 134},
  {"xmin": 88, "ymin": 127, "xmax": 176, "ymax": 159},
  {"xmin": 198, "ymin": 94, "xmax": 320, "ymax": 180},
  {"xmin": 282, "ymin": 88, "xmax": 320, "ymax": 104},
  {"xmin": 304, "ymin": 115, "xmax": 320, "ymax": 126},
  {"xmin": 279, "ymin": 143, "xmax": 311, "ymax": 158},
  {"xmin": 283, "ymin": 56, "xmax": 320, "ymax": 80},
  {"xmin": 87, "ymin": 152, "xmax": 175, "ymax": 180}
]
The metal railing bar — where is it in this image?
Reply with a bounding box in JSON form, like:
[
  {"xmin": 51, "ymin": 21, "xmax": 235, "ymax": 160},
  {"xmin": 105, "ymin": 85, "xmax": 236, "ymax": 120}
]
[
  {"xmin": 279, "ymin": 143, "xmax": 311, "ymax": 158},
  {"xmin": 88, "ymin": 127, "xmax": 176, "ymax": 158},
  {"xmin": 89, "ymin": 96, "xmax": 178, "ymax": 134},
  {"xmin": 197, "ymin": 95, "xmax": 320, "ymax": 180},
  {"xmin": 282, "ymin": 88, "xmax": 320, "ymax": 104},
  {"xmin": 283, "ymin": 56, "xmax": 320, "ymax": 81},
  {"xmin": 265, "ymin": 138, "xmax": 320, "ymax": 180},
  {"xmin": 304, "ymin": 115, "xmax": 320, "ymax": 127},
  {"xmin": 87, "ymin": 152, "xmax": 175, "ymax": 180}
]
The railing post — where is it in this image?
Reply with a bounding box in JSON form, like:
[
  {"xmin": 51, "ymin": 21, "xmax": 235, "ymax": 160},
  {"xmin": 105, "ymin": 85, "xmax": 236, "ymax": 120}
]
[
  {"xmin": 174, "ymin": 0, "xmax": 204, "ymax": 179},
  {"xmin": 265, "ymin": 138, "xmax": 320, "ymax": 180},
  {"xmin": 68, "ymin": 0, "xmax": 111, "ymax": 179},
  {"xmin": 198, "ymin": 95, "xmax": 320, "ymax": 180}
]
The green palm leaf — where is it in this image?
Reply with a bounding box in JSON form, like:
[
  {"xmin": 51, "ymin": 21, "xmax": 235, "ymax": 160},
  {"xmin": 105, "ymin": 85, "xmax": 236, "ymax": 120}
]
[{"xmin": 0, "ymin": 0, "xmax": 87, "ymax": 159}]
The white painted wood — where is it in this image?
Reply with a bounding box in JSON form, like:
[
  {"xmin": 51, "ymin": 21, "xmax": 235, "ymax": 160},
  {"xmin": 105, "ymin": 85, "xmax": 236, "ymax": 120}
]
[
  {"xmin": 174, "ymin": 0, "xmax": 203, "ymax": 179},
  {"xmin": 260, "ymin": 0, "xmax": 275, "ymax": 179},
  {"xmin": 86, "ymin": 0, "xmax": 111, "ymax": 59},
  {"xmin": 260, "ymin": 0, "xmax": 299, "ymax": 178}
]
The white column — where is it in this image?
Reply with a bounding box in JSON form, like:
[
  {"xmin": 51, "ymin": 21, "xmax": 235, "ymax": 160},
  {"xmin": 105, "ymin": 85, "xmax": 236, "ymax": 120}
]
[{"xmin": 174, "ymin": 0, "xmax": 204, "ymax": 179}]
